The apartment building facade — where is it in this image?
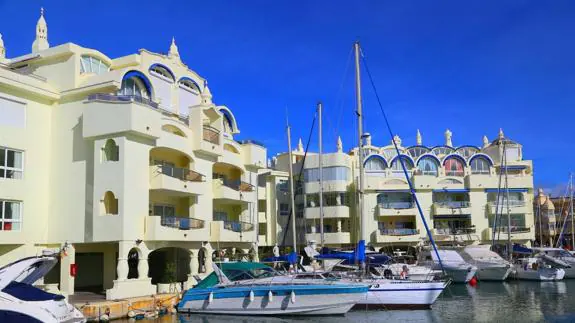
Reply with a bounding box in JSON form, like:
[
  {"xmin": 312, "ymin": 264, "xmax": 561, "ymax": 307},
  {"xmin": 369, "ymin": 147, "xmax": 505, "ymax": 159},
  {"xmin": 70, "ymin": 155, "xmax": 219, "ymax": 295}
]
[{"xmin": 0, "ymin": 10, "xmax": 266, "ymax": 300}]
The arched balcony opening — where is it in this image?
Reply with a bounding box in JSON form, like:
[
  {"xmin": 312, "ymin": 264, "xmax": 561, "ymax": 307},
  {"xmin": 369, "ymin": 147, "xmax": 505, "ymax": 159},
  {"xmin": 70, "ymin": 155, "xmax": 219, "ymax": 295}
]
[
  {"xmin": 148, "ymin": 247, "xmax": 191, "ymax": 286},
  {"xmin": 443, "ymin": 155, "xmax": 466, "ymax": 177},
  {"xmin": 407, "ymin": 146, "xmax": 430, "ymax": 160},
  {"xmin": 390, "ymin": 155, "xmax": 415, "ymax": 177},
  {"xmin": 470, "ymin": 154, "xmax": 492, "ymax": 175},
  {"xmin": 364, "ymin": 155, "xmax": 387, "ymax": 177},
  {"xmin": 127, "ymin": 248, "xmax": 140, "ymax": 279},
  {"xmin": 212, "ymin": 162, "xmax": 252, "ymax": 192},
  {"xmin": 416, "ymin": 155, "xmax": 440, "ymax": 176},
  {"xmin": 150, "ymin": 147, "xmax": 203, "ymax": 182},
  {"xmin": 161, "ymin": 124, "xmax": 187, "ymax": 138},
  {"xmin": 100, "ymin": 191, "xmax": 118, "ymax": 215},
  {"xmin": 119, "ymin": 71, "xmax": 152, "ymax": 100}
]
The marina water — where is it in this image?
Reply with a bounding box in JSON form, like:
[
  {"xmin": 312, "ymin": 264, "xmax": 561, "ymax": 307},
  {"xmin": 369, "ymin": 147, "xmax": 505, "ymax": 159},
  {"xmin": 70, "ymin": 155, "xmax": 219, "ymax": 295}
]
[{"xmin": 120, "ymin": 280, "xmax": 575, "ymax": 323}]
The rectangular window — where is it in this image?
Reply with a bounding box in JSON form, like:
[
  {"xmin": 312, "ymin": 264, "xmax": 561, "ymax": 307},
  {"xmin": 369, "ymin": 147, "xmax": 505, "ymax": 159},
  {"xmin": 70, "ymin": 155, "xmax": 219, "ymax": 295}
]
[
  {"xmin": 279, "ymin": 203, "xmax": 289, "ymax": 216},
  {"xmin": 213, "ymin": 211, "xmax": 228, "ymax": 221},
  {"xmin": 0, "ymin": 147, "xmax": 24, "ymax": 179},
  {"xmin": 152, "ymin": 204, "xmax": 175, "ymax": 217},
  {"xmin": 304, "ymin": 167, "xmax": 350, "ymax": 182},
  {"xmin": 488, "ymin": 214, "xmax": 526, "ymax": 229},
  {"xmin": 278, "ymin": 180, "xmax": 288, "ymax": 192},
  {"xmin": 0, "ymin": 200, "xmax": 22, "ymax": 231}
]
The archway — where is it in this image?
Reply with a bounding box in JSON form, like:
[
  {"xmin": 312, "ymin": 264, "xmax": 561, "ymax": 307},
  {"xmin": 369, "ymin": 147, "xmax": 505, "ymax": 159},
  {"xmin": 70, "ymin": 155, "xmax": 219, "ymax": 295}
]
[{"xmin": 127, "ymin": 248, "xmax": 139, "ymax": 279}]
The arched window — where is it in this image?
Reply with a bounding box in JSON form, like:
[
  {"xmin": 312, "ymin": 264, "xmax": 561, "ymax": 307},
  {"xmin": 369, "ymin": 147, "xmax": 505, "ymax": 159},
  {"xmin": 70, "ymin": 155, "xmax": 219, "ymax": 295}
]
[
  {"xmin": 407, "ymin": 146, "xmax": 430, "ymax": 159},
  {"xmin": 457, "ymin": 146, "xmax": 479, "ymax": 159},
  {"xmin": 127, "ymin": 248, "xmax": 139, "ymax": 279},
  {"xmin": 80, "ymin": 55, "xmax": 110, "ymax": 75},
  {"xmin": 219, "ymin": 108, "xmax": 236, "ymax": 134},
  {"xmin": 417, "ymin": 155, "xmax": 439, "ymax": 176},
  {"xmin": 390, "ymin": 155, "xmax": 414, "ymax": 177},
  {"xmin": 364, "ymin": 156, "xmax": 387, "ymax": 172},
  {"xmin": 444, "ymin": 156, "xmax": 465, "ymax": 176},
  {"xmin": 101, "ymin": 191, "xmax": 118, "ymax": 215},
  {"xmin": 178, "ymin": 78, "xmax": 202, "ymax": 116},
  {"xmin": 470, "ymin": 156, "xmax": 491, "ymax": 174},
  {"xmin": 432, "ymin": 146, "xmax": 454, "ymax": 158},
  {"xmin": 381, "ymin": 148, "xmax": 398, "ymax": 160},
  {"xmin": 103, "ymin": 139, "xmax": 119, "ymax": 162},
  {"xmin": 120, "ymin": 76, "xmax": 150, "ymax": 98},
  {"xmin": 149, "ymin": 64, "xmax": 175, "ymax": 82}
]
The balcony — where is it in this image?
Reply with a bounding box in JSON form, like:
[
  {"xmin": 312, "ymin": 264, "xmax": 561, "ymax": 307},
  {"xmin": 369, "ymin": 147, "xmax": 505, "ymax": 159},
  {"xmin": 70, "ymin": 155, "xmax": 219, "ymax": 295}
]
[
  {"xmin": 482, "ymin": 227, "xmax": 534, "ymax": 241},
  {"xmin": 377, "ymin": 202, "xmax": 416, "ymax": 216},
  {"xmin": 433, "ymin": 201, "xmax": 472, "ymax": 216},
  {"xmin": 239, "ymin": 140, "xmax": 267, "ymax": 169},
  {"xmin": 466, "ymin": 173, "xmax": 533, "ymax": 190},
  {"xmin": 210, "ymin": 221, "xmax": 256, "ymax": 242},
  {"xmin": 432, "ymin": 227, "xmax": 479, "ymax": 242},
  {"xmin": 305, "ymin": 232, "xmax": 351, "ymax": 245},
  {"xmin": 487, "ymin": 201, "xmax": 528, "ymax": 214},
  {"xmin": 305, "ymin": 205, "xmax": 350, "ymax": 219},
  {"xmin": 149, "ymin": 165, "xmax": 205, "ymax": 196},
  {"xmin": 145, "ymin": 216, "xmax": 208, "ymax": 241},
  {"xmin": 83, "ymin": 94, "xmax": 163, "ymax": 139},
  {"xmin": 203, "ymin": 125, "xmax": 220, "ymax": 145},
  {"xmin": 375, "ymin": 228, "xmax": 421, "ymax": 243}
]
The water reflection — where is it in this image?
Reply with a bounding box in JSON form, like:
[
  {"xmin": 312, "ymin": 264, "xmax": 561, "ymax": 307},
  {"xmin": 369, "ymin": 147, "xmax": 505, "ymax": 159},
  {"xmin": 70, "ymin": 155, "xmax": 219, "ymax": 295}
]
[{"xmin": 118, "ymin": 280, "xmax": 575, "ymax": 323}]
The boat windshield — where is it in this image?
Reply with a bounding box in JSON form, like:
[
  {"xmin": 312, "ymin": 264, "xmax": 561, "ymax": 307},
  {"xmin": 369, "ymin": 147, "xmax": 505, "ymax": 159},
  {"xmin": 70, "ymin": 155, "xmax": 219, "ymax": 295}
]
[{"xmin": 225, "ymin": 267, "xmax": 279, "ymax": 281}]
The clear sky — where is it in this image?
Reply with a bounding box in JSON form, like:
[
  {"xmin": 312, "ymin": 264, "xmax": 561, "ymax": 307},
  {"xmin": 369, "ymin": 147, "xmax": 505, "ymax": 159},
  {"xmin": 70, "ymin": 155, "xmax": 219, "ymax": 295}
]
[{"xmin": 1, "ymin": 1, "xmax": 574, "ymax": 193}]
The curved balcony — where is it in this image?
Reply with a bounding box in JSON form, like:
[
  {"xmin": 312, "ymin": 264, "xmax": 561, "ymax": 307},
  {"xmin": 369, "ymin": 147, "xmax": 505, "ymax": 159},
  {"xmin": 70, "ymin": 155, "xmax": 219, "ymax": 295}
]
[
  {"xmin": 149, "ymin": 165, "xmax": 205, "ymax": 196},
  {"xmin": 487, "ymin": 201, "xmax": 528, "ymax": 214},
  {"xmin": 375, "ymin": 228, "xmax": 421, "ymax": 243},
  {"xmin": 433, "ymin": 201, "xmax": 472, "ymax": 216},
  {"xmin": 145, "ymin": 215, "xmax": 208, "ymax": 241},
  {"xmin": 210, "ymin": 220, "xmax": 256, "ymax": 242},
  {"xmin": 203, "ymin": 125, "xmax": 220, "ymax": 145},
  {"xmin": 213, "ymin": 178, "xmax": 255, "ymax": 203}
]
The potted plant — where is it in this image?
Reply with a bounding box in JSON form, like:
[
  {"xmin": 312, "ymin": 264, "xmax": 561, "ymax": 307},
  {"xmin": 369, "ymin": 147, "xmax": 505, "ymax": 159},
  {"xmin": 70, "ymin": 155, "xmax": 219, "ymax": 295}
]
[{"xmin": 157, "ymin": 262, "xmax": 177, "ymax": 294}]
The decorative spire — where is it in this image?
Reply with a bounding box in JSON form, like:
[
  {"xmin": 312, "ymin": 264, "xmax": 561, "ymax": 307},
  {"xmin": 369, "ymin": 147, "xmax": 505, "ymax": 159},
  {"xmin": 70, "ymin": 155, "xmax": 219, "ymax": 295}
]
[
  {"xmin": 297, "ymin": 138, "xmax": 304, "ymax": 152},
  {"xmin": 32, "ymin": 7, "xmax": 49, "ymax": 53},
  {"xmin": 168, "ymin": 37, "xmax": 180, "ymax": 60},
  {"xmin": 337, "ymin": 136, "xmax": 343, "ymax": 152},
  {"xmin": 482, "ymin": 135, "xmax": 489, "ymax": 148},
  {"xmin": 444, "ymin": 129, "xmax": 452, "ymax": 147},
  {"xmin": 0, "ymin": 33, "xmax": 5, "ymax": 60},
  {"xmin": 498, "ymin": 128, "xmax": 504, "ymax": 140},
  {"xmin": 392, "ymin": 134, "xmax": 402, "ymax": 146},
  {"xmin": 416, "ymin": 129, "xmax": 422, "ymax": 145},
  {"xmin": 364, "ymin": 133, "xmax": 372, "ymax": 146},
  {"xmin": 201, "ymin": 81, "xmax": 213, "ymax": 105}
]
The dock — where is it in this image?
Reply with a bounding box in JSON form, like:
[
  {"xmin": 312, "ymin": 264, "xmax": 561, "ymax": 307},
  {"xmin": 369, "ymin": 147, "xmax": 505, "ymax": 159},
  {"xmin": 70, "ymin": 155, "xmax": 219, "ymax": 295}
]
[{"xmin": 72, "ymin": 293, "xmax": 179, "ymax": 321}]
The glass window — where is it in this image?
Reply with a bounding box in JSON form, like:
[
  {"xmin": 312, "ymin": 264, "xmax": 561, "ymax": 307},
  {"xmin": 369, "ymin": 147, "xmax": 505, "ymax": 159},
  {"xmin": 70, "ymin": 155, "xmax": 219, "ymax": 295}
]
[
  {"xmin": 153, "ymin": 204, "xmax": 175, "ymax": 217},
  {"xmin": 80, "ymin": 56, "xmax": 110, "ymax": 75},
  {"xmin": 444, "ymin": 157, "xmax": 464, "ymax": 176},
  {"xmin": 381, "ymin": 148, "xmax": 398, "ymax": 160},
  {"xmin": 488, "ymin": 214, "xmax": 526, "ymax": 228},
  {"xmin": 407, "ymin": 147, "xmax": 429, "ymax": 159},
  {"xmin": 470, "ymin": 156, "xmax": 490, "ymax": 174},
  {"xmin": 365, "ymin": 156, "xmax": 386, "ymax": 171},
  {"xmin": 213, "ymin": 211, "xmax": 227, "ymax": 221},
  {"xmin": 457, "ymin": 147, "xmax": 479, "ymax": 159},
  {"xmin": 103, "ymin": 139, "xmax": 119, "ymax": 162},
  {"xmin": 432, "ymin": 146, "xmax": 454, "ymax": 158},
  {"xmin": 179, "ymin": 79, "xmax": 200, "ymax": 94},
  {"xmin": 277, "ymin": 180, "xmax": 288, "ymax": 192},
  {"xmin": 0, "ymin": 147, "xmax": 23, "ymax": 179},
  {"xmin": 150, "ymin": 65, "xmax": 174, "ymax": 81},
  {"xmin": 377, "ymin": 192, "xmax": 413, "ymax": 209},
  {"xmin": 279, "ymin": 203, "xmax": 290, "ymax": 216},
  {"xmin": 0, "ymin": 200, "xmax": 22, "ymax": 231},
  {"xmin": 304, "ymin": 167, "xmax": 350, "ymax": 182},
  {"xmin": 390, "ymin": 156, "xmax": 414, "ymax": 177},
  {"xmin": 119, "ymin": 77, "xmax": 149, "ymax": 98},
  {"xmin": 417, "ymin": 156, "xmax": 439, "ymax": 176}
]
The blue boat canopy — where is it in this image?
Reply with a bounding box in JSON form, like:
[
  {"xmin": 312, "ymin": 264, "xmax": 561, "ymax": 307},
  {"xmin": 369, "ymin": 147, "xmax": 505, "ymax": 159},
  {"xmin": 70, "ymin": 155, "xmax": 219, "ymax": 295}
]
[
  {"xmin": 512, "ymin": 244, "xmax": 533, "ymax": 254},
  {"xmin": 316, "ymin": 240, "xmax": 366, "ymax": 264},
  {"xmin": 262, "ymin": 251, "xmax": 298, "ymax": 265}
]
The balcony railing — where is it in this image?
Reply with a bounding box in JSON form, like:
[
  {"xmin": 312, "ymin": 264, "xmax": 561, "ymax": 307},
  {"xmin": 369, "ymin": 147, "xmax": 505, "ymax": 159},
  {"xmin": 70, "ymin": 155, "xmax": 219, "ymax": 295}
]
[
  {"xmin": 496, "ymin": 226, "xmax": 531, "ymax": 233},
  {"xmin": 488, "ymin": 200, "xmax": 526, "ymax": 207},
  {"xmin": 446, "ymin": 170, "xmax": 465, "ymax": 177},
  {"xmin": 221, "ymin": 178, "xmax": 254, "ymax": 192},
  {"xmin": 203, "ymin": 125, "xmax": 220, "ymax": 145},
  {"xmin": 156, "ymin": 164, "xmax": 205, "ymax": 182},
  {"xmin": 87, "ymin": 93, "xmax": 159, "ymax": 109},
  {"xmin": 237, "ymin": 139, "xmax": 265, "ymax": 147},
  {"xmin": 379, "ymin": 202, "xmax": 414, "ymax": 209},
  {"xmin": 160, "ymin": 216, "xmax": 205, "ymax": 230},
  {"xmin": 223, "ymin": 220, "xmax": 254, "ymax": 232},
  {"xmin": 380, "ymin": 228, "xmax": 419, "ymax": 236},
  {"xmin": 434, "ymin": 227, "xmax": 476, "ymax": 235},
  {"xmin": 435, "ymin": 201, "xmax": 471, "ymax": 208}
]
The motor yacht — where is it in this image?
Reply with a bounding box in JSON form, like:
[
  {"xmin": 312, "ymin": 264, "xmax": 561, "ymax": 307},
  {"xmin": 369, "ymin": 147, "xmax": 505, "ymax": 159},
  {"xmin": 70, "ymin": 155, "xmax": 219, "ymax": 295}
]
[{"xmin": 460, "ymin": 245, "xmax": 512, "ymax": 281}]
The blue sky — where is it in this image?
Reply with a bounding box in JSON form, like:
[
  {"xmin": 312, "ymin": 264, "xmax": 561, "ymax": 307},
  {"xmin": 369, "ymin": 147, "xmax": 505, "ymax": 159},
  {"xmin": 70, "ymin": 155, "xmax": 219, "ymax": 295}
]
[{"xmin": 1, "ymin": 1, "xmax": 574, "ymax": 193}]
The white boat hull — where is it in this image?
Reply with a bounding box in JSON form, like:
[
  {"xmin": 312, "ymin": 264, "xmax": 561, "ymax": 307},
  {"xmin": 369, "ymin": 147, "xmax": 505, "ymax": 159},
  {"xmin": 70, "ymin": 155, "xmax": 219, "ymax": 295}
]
[
  {"xmin": 178, "ymin": 287, "xmax": 365, "ymax": 315},
  {"xmin": 511, "ymin": 267, "xmax": 565, "ymax": 281},
  {"xmin": 475, "ymin": 266, "xmax": 512, "ymax": 281},
  {"xmin": 445, "ymin": 267, "xmax": 476, "ymax": 283},
  {"xmin": 354, "ymin": 280, "xmax": 447, "ymax": 309},
  {"xmin": 561, "ymin": 267, "xmax": 575, "ymax": 279}
]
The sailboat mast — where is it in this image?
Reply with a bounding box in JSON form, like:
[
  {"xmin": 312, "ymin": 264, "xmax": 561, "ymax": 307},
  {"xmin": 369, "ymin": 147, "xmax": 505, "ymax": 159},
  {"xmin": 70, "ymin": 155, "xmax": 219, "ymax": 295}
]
[
  {"xmin": 504, "ymin": 146, "xmax": 512, "ymax": 261},
  {"xmin": 570, "ymin": 173, "xmax": 574, "ymax": 249},
  {"xmin": 354, "ymin": 41, "xmax": 367, "ymax": 242},
  {"xmin": 318, "ymin": 102, "xmax": 325, "ymax": 249},
  {"xmin": 537, "ymin": 196, "xmax": 542, "ymax": 246},
  {"xmin": 286, "ymin": 124, "xmax": 298, "ymax": 253}
]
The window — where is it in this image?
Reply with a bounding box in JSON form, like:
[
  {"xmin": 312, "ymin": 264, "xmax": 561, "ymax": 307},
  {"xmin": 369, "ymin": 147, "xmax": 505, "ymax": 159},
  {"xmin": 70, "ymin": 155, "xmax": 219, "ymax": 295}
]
[
  {"xmin": 381, "ymin": 148, "xmax": 398, "ymax": 160},
  {"xmin": 377, "ymin": 192, "xmax": 413, "ymax": 209},
  {"xmin": 432, "ymin": 146, "xmax": 454, "ymax": 158},
  {"xmin": 306, "ymin": 192, "xmax": 349, "ymax": 207},
  {"xmin": 102, "ymin": 191, "xmax": 119, "ymax": 215},
  {"xmin": 0, "ymin": 147, "xmax": 23, "ymax": 179},
  {"xmin": 444, "ymin": 157, "xmax": 465, "ymax": 176},
  {"xmin": 279, "ymin": 203, "xmax": 290, "ymax": 216},
  {"xmin": 457, "ymin": 146, "xmax": 479, "ymax": 159},
  {"xmin": 470, "ymin": 156, "xmax": 490, "ymax": 174},
  {"xmin": 0, "ymin": 200, "xmax": 22, "ymax": 231},
  {"xmin": 102, "ymin": 139, "xmax": 119, "ymax": 162},
  {"xmin": 213, "ymin": 211, "xmax": 227, "ymax": 221},
  {"xmin": 407, "ymin": 146, "xmax": 429, "ymax": 159},
  {"xmin": 119, "ymin": 77, "xmax": 149, "ymax": 98},
  {"xmin": 390, "ymin": 156, "xmax": 414, "ymax": 177},
  {"xmin": 488, "ymin": 214, "xmax": 526, "ymax": 229},
  {"xmin": 80, "ymin": 56, "xmax": 110, "ymax": 75},
  {"xmin": 150, "ymin": 65, "xmax": 174, "ymax": 81},
  {"xmin": 304, "ymin": 166, "xmax": 350, "ymax": 182},
  {"xmin": 364, "ymin": 156, "xmax": 386, "ymax": 171},
  {"xmin": 178, "ymin": 79, "xmax": 201, "ymax": 116},
  {"xmin": 417, "ymin": 156, "xmax": 439, "ymax": 176},
  {"xmin": 277, "ymin": 180, "xmax": 288, "ymax": 192}
]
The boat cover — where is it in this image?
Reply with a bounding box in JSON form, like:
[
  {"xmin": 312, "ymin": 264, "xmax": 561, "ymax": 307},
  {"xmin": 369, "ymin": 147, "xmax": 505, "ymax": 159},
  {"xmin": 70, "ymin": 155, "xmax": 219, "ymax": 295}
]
[{"xmin": 2, "ymin": 281, "xmax": 65, "ymax": 301}]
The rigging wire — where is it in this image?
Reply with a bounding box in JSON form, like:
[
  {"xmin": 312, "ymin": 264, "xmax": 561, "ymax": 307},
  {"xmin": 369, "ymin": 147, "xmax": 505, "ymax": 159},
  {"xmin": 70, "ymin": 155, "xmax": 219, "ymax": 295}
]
[
  {"xmin": 359, "ymin": 46, "xmax": 445, "ymax": 273},
  {"xmin": 280, "ymin": 111, "xmax": 318, "ymax": 249}
]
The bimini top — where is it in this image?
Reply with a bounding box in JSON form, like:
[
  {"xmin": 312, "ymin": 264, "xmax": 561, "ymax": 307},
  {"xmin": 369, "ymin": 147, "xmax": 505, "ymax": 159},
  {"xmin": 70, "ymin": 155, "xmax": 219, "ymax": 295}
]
[
  {"xmin": 195, "ymin": 262, "xmax": 274, "ymax": 289},
  {"xmin": 0, "ymin": 255, "xmax": 58, "ymax": 291}
]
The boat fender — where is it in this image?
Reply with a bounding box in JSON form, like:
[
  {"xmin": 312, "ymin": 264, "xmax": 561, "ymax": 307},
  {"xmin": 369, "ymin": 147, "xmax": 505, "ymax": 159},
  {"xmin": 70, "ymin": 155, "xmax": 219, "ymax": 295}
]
[
  {"xmin": 249, "ymin": 290, "xmax": 255, "ymax": 302},
  {"xmin": 208, "ymin": 292, "xmax": 214, "ymax": 303},
  {"xmin": 127, "ymin": 310, "xmax": 136, "ymax": 318},
  {"xmin": 268, "ymin": 290, "xmax": 273, "ymax": 302},
  {"xmin": 370, "ymin": 284, "xmax": 380, "ymax": 289},
  {"xmin": 290, "ymin": 291, "xmax": 296, "ymax": 304},
  {"xmin": 99, "ymin": 314, "xmax": 109, "ymax": 322}
]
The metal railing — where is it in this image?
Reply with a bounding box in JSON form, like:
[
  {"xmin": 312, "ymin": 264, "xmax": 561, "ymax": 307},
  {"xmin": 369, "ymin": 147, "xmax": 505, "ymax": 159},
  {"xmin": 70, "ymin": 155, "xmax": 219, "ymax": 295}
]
[
  {"xmin": 435, "ymin": 201, "xmax": 471, "ymax": 208},
  {"xmin": 488, "ymin": 200, "xmax": 526, "ymax": 207},
  {"xmin": 223, "ymin": 220, "xmax": 254, "ymax": 232},
  {"xmin": 156, "ymin": 164, "xmax": 205, "ymax": 182},
  {"xmin": 160, "ymin": 216, "xmax": 205, "ymax": 230},
  {"xmin": 203, "ymin": 125, "xmax": 220, "ymax": 145},
  {"xmin": 378, "ymin": 201, "xmax": 414, "ymax": 209},
  {"xmin": 446, "ymin": 170, "xmax": 465, "ymax": 177},
  {"xmin": 497, "ymin": 226, "xmax": 531, "ymax": 233},
  {"xmin": 380, "ymin": 228, "xmax": 419, "ymax": 236},
  {"xmin": 220, "ymin": 178, "xmax": 254, "ymax": 192},
  {"xmin": 87, "ymin": 93, "xmax": 159, "ymax": 109},
  {"xmin": 434, "ymin": 227, "xmax": 476, "ymax": 235}
]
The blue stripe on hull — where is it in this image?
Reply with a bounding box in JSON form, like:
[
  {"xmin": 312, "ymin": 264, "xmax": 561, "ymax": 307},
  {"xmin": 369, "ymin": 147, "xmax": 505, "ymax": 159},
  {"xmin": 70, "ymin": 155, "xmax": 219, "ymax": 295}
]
[{"xmin": 370, "ymin": 288, "xmax": 444, "ymax": 292}]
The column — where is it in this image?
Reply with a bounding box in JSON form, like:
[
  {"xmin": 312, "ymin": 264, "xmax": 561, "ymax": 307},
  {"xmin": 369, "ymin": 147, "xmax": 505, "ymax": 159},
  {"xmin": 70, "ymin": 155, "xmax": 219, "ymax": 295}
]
[
  {"xmin": 337, "ymin": 220, "xmax": 342, "ymax": 233},
  {"xmin": 185, "ymin": 249, "xmax": 199, "ymax": 289},
  {"xmin": 137, "ymin": 250, "xmax": 149, "ymax": 280},
  {"xmin": 204, "ymin": 246, "xmax": 213, "ymax": 274},
  {"xmin": 59, "ymin": 243, "xmax": 76, "ymax": 297}
]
